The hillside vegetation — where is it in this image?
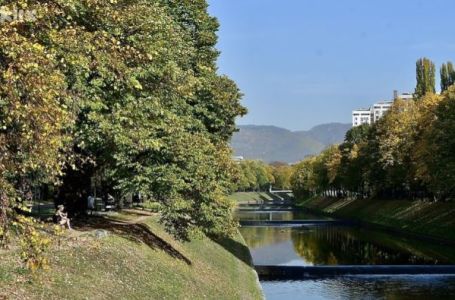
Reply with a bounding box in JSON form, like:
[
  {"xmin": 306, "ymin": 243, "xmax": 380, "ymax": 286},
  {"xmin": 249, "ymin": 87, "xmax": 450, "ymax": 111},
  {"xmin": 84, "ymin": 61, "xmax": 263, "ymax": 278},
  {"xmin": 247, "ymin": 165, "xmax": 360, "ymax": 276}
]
[{"xmin": 231, "ymin": 123, "xmax": 351, "ymax": 163}]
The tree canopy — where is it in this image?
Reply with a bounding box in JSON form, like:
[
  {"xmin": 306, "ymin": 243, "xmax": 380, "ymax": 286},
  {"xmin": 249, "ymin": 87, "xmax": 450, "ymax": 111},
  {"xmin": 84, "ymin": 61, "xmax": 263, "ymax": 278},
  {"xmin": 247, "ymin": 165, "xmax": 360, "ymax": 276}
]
[
  {"xmin": 0, "ymin": 0, "xmax": 245, "ymax": 241},
  {"xmin": 291, "ymin": 59, "xmax": 455, "ymax": 202},
  {"xmin": 415, "ymin": 57, "xmax": 436, "ymax": 98}
]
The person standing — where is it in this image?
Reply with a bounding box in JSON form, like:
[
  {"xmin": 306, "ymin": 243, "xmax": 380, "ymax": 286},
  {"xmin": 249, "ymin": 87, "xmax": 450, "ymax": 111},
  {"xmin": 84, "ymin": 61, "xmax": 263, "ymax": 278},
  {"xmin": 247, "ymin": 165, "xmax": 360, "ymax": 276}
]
[{"xmin": 87, "ymin": 195, "xmax": 95, "ymax": 214}]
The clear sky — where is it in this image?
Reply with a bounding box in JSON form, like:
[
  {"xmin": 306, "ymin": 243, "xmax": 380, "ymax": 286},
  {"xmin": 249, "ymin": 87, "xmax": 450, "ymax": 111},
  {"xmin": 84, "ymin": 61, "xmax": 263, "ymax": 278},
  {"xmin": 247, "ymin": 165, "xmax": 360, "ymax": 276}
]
[{"xmin": 208, "ymin": 0, "xmax": 455, "ymax": 130}]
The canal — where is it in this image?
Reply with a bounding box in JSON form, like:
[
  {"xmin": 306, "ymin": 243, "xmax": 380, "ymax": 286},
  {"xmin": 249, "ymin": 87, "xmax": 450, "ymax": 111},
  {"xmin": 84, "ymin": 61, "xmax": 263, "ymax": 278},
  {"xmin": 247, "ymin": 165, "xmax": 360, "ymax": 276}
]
[{"xmin": 237, "ymin": 209, "xmax": 455, "ymax": 299}]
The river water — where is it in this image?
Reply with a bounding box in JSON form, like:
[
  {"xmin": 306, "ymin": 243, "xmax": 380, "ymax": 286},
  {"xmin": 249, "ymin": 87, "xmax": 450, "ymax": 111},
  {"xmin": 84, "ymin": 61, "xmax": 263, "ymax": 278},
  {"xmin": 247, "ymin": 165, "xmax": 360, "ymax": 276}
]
[{"xmin": 237, "ymin": 210, "xmax": 455, "ymax": 299}]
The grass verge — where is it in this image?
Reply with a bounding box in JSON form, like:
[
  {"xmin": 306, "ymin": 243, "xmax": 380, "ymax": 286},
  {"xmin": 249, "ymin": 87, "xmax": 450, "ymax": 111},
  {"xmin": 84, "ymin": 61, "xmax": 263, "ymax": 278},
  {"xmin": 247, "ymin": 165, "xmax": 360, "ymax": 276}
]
[
  {"xmin": 0, "ymin": 211, "xmax": 263, "ymax": 300},
  {"xmin": 298, "ymin": 197, "xmax": 455, "ymax": 242},
  {"xmin": 228, "ymin": 192, "xmax": 279, "ymax": 204}
]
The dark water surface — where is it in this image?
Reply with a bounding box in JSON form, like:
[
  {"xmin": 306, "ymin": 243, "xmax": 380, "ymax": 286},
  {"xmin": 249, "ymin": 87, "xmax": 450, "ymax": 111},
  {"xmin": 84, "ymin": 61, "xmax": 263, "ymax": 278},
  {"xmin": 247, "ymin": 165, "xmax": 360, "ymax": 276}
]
[
  {"xmin": 237, "ymin": 210, "xmax": 455, "ymax": 299},
  {"xmin": 261, "ymin": 275, "xmax": 455, "ymax": 300}
]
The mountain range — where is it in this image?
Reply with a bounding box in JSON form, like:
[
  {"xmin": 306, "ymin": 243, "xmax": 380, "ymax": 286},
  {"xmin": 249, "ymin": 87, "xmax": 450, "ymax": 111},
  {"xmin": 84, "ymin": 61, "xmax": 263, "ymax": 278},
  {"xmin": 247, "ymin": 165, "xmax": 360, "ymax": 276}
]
[{"xmin": 231, "ymin": 123, "xmax": 352, "ymax": 163}]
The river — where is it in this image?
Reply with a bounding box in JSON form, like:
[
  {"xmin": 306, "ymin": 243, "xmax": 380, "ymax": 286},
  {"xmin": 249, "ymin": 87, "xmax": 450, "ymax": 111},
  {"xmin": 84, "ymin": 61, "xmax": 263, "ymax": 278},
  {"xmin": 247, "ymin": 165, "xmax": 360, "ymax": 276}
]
[{"xmin": 237, "ymin": 209, "xmax": 455, "ymax": 299}]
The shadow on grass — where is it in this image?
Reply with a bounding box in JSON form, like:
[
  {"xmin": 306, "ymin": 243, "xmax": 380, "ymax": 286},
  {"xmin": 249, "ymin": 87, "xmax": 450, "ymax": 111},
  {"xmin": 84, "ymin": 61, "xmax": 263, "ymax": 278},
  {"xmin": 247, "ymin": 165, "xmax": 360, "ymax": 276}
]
[
  {"xmin": 73, "ymin": 216, "xmax": 192, "ymax": 265},
  {"xmin": 211, "ymin": 236, "xmax": 254, "ymax": 267}
]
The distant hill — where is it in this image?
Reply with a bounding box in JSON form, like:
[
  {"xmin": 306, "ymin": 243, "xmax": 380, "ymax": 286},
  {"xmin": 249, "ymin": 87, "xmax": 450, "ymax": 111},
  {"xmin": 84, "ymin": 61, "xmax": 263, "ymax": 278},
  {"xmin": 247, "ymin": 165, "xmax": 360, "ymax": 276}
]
[
  {"xmin": 303, "ymin": 123, "xmax": 353, "ymax": 146},
  {"xmin": 231, "ymin": 123, "xmax": 351, "ymax": 163}
]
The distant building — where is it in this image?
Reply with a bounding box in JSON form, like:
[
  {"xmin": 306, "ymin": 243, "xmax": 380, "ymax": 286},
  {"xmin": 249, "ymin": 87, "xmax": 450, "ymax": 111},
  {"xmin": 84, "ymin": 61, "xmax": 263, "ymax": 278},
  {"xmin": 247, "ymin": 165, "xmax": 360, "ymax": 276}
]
[
  {"xmin": 372, "ymin": 101, "xmax": 393, "ymax": 123},
  {"xmin": 232, "ymin": 156, "xmax": 244, "ymax": 162},
  {"xmin": 397, "ymin": 92, "xmax": 413, "ymax": 100},
  {"xmin": 352, "ymin": 91, "xmax": 413, "ymax": 127},
  {"xmin": 352, "ymin": 108, "xmax": 373, "ymax": 127}
]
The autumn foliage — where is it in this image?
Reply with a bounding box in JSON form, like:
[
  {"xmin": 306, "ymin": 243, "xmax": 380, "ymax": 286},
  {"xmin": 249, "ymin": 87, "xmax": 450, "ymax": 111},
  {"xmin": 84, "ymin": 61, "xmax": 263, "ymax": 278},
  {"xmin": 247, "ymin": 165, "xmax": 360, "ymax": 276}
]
[
  {"xmin": 292, "ymin": 83, "xmax": 455, "ymax": 201},
  {"xmin": 0, "ymin": 0, "xmax": 246, "ymax": 242}
]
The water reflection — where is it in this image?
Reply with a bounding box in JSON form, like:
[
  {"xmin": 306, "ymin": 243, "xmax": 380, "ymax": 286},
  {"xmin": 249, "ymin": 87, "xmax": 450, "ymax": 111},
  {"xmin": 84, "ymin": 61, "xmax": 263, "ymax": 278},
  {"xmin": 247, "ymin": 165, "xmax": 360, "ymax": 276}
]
[
  {"xmin": 291, "ymin": 226, "xmax": 453, "ymax": 265},
  {"xmin": 240, "ymin": 227, "xmax": 305, "ymax": 266},
  {"xmin": 237, "ymin": 209, "xmax": 455, "ymax": 299},
  {"xmin": 240, "ymin": 226, "xmax": 455, "ymax": 266}
]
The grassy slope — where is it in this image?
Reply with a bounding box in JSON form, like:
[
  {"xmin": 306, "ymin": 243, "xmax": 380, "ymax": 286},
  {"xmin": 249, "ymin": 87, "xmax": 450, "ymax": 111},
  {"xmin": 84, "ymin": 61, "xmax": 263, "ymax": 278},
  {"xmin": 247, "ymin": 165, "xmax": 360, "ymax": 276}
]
[
  {"xmin": 299, "ymin": 197, "xmax": 455, "ymax": 241},
  {"xmin": 0, "ymin": 213, "xmax": 263, "ymax": 300},
  {"xmin": 228, "ymin": 192, "xmax": 274, "ymax": 204}
]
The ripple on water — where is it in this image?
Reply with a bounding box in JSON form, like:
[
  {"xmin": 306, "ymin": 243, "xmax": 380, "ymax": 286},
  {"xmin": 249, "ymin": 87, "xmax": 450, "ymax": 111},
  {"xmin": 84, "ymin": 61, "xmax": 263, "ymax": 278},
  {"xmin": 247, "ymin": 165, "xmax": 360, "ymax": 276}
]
[{"xmin": 261, "ymin": 275, "xmax": 455, "ymax": 300}]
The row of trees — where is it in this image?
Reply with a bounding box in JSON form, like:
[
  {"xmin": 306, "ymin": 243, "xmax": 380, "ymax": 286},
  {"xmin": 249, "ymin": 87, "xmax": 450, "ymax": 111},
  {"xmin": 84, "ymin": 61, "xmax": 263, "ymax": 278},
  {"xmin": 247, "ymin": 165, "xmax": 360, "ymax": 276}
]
[
  {"xmin": 0, "ymin": 0, "xmax": 245, "ymax": 242},
  {"xmin": 292, "ymin": 58, "xmax": 455, "ymax": 201},
  {"xmin": 234, "ymin": 161, "xmax": 293, "ymax": 192}
]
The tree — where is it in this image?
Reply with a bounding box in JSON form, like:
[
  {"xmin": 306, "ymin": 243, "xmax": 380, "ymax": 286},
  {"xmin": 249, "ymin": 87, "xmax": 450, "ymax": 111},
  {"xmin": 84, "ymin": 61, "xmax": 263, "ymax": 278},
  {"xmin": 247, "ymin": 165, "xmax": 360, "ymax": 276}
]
[
  {"xmin": 419, "ymin": 87, "xmax": 455, "ymax": 199},
  {"xmin": 371, "ymin": 99, "xmax": 423, "ymax": 197},
  {"xmin": 271, "ymin": 164, "xmax": 293, "ymax": 190},
  {"xmin": 440, "ymin": 62, "xmax": 455, "ymax": 92},
  {"xmin": 415, "ymin": 57, "xmax": 436, "ymax": 98},
  {"xmin": 235, "ymin": 160, "xmax": 274, "ymax": 192},
  {"xmin": 338, "ymin": 125, "xmax": 371, "ymax": 194},
  {"xmin": 290, "ymin": 157, "xmax": 318, "ymax": 199},
  {"xmin": 0, "ymin": 17, "xmax": 74, "ymax": 243},
  {"xmin": 290, "ymin": 59, "xmax": 455, "ymax": 203},
  {"xmin": 324, "ymin": 145, "xmax": 342, "ymax": 187},
  {"xmin": 0, "ymin": 0, "xmax": 246, "ymax": 242}
]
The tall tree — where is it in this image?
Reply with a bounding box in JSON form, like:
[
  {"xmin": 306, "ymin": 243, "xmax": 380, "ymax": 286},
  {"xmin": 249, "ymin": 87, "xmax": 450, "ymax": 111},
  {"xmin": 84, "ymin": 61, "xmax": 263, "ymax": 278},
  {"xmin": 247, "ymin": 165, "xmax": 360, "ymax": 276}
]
[
  {"xmin": 374, "ymin": 99, "xmax": 420, "ymax": 196},
  {"xmin": 440, "ymin": 62, "xmax": 455, "ymax": 92},
  {"xmin": 0, "ymin": 0, "xmax": 246, "ymax": 242},
  {"xmin": 415, "ymin": 57, "xmax": 436, "ymax": 98},
  {"xmin": 338, "ymin": 125, "xmax": 371, "ymax": 194},
  {"xmin": 0, "ymin": 5, "xmax": 74, "ymax": 243},
  {"xmin": 420, "ymin": 87, "xmax": 455, "ymax": 199}
]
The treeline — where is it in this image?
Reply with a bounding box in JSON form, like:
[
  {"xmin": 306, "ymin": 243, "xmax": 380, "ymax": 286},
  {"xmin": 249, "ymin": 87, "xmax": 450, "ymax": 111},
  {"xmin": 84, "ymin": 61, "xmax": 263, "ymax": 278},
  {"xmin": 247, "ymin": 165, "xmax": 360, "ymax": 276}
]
[
  {"xmin": 235, "ymin": 161, "xmax": 293, "ymax": 191},
  {"xmin": 0, "ymin": 0, "xmax": 245, "ymax": 241},
  {"xmin": 292, "ymin": 58, "xmax": 455, "ymax": 201}
]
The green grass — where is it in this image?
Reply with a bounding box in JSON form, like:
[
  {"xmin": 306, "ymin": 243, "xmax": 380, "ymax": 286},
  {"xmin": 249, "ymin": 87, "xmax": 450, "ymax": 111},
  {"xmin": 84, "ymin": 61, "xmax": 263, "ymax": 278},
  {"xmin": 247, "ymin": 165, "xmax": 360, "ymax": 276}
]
[
  {"xmin": 299, "ymin": 197, "xmax": 455, "ymax": 241},
  {"xmin": 140, "ymin": 201, "xmax": 161, "ymax": 212},
  {"xmin": 0, "ymin": 213, "xmax": 263, "ymax": 300},
  {"xmin": 228, "ymin": 192, "xmax": 274, "ymax": 204}
]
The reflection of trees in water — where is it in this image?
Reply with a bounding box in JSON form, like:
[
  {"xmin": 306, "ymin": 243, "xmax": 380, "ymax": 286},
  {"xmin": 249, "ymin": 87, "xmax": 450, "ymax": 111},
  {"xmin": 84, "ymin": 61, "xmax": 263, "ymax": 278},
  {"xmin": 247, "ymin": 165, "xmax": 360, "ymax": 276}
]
[
  {"xmin": 311, "ymin": 276, "xmax": 455, "ymax": 300},
  {"xmin": 240, "ymin": 227, "xmax": 292, "ymax": 249},
  {"xmin": 291, "ymin": 227, "xmax": 440, "ymax": 265}
]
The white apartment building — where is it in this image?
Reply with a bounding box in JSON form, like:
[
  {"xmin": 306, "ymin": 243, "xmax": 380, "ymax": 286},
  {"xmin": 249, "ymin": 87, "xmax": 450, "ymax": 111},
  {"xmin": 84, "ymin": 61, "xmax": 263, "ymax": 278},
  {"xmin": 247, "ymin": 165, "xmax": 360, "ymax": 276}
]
[
  {"xmin": 352, "ymin": 91, "xmax": 413, "ymax": 127},
  {"xmin": 352, "ymin": 108, "xmax": 373, "ymax": 126},
  {"xmin": 372, "ymin": 101, "xmax": 393, "ymax": 123}
]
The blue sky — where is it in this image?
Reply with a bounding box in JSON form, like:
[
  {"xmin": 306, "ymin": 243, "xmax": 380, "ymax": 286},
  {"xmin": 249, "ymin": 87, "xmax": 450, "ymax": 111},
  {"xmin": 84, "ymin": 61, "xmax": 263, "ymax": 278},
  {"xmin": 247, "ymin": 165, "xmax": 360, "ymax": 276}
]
[{"xmin": 208, "ymin": 0, "xmax": 455, "ymax": 130}]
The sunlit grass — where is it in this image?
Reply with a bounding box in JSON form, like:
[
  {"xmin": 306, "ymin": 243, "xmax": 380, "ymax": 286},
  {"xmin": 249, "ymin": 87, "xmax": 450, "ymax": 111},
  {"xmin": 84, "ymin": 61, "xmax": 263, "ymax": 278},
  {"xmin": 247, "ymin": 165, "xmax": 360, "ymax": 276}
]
[{"xmin": 0, "ymin": 212, "xmax": 263, "ymax": 300}]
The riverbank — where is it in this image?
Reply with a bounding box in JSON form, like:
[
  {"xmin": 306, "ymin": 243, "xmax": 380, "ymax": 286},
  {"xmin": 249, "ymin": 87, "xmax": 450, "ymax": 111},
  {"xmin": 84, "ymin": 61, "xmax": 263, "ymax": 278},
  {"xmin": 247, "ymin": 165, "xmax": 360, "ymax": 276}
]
[
  {"xmin": 229, "ymin": 192, "xmax": 276, "ymax": 204},
  {"xmin": 229, "ymin": 192, "xmax": 294, "ymax": 205},
  {"xmin": 0, "ymin": 211, "xmax": 263, "ymax": 299},
  {"xmin": 298, "ymin": 197, "xmax": 455, "ymax": 242}
]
